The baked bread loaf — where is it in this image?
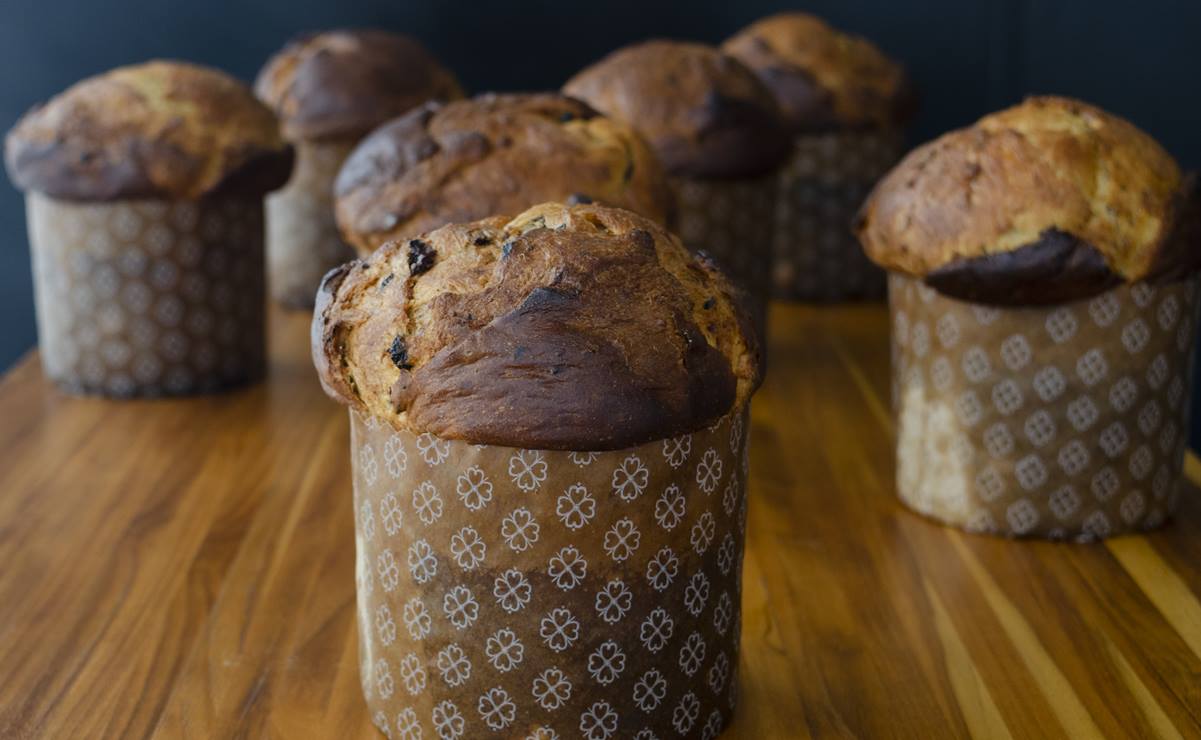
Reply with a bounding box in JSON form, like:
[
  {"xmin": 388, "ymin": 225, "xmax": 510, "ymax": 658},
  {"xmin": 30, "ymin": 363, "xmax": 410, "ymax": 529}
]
[
  {"xmin": 6, "ymin": 60, "xmax": 292, "ymax": 201},
  {"xmin": 255, "ymin": 29, "xmax": 462, "ymax": 142},
  {"xmin": 722, "ymin": 12, "xmax": 913, "ymax": 133},
  {"xmin": 856, "ymin": 96, "xmax": 1196, "ymax": 305},
  {"xmin": 313, "ymin": 201, "xmax": 762, "ymax": 449},
  {"xmin": 562, "ymin": 40, "xmax": 789, "ymax": 179},
  {"xmin": 333, "ymin": 93, "xmax": 674, "ymax": 254}
]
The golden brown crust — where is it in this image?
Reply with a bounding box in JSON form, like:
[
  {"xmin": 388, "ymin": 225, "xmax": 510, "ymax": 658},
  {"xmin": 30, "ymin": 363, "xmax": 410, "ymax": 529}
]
[
  {"xmin": 5, "ymin": 60, "xmax": 292, "ymax": 201},
  {"xmin": 563, "ymin": 40, "xmax": 789, "ymax": 179},
  {"xmin": 856, "ymin": 96, "xmax": 1190, "ymax": 303},
  {"xmin": 333, "ymin": 93, "xmax": 675, "ymax": 255},
  {"xmin": 722, "ymin": 13, "xmax": 914, "ymax": 132},
  {"xmin": 255, "ymin": 29, "xmax": 463, "ymax": 142},
  {"xmin": 312, "ymin": 202, "xmax": 762, "ymax": 450}
]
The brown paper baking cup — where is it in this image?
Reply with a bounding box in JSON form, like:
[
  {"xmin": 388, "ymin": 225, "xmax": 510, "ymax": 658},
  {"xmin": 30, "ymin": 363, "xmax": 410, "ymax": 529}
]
[
  {"xmin": 772, "ymin": 130, "xmax": 904, "ymax": 302},
  {"xmin": 673, "ymin": 175, "xmax": 775, "ymax": 332},
  {"xmin": 265, "ymin": 139, "xmax": 358, "ymax": 308},
  {"xmin": 350, "ymin": 407, "xmax": 751, "ymax": 739},
  {"xmin": 890, "ymin": 274, "xmax": 1200, "ymax": 540},
  {"xmin": 27, "ymin": 193, "xmax": 266, "ymax": 397}
]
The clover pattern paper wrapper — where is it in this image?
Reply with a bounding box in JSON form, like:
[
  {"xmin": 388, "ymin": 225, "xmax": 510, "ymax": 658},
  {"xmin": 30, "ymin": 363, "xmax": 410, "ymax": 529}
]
[
  {"xmin": 890, "ymin": 274, "xmax": 1200, "ymax": 540},
  {"xmin": 350, "ymin": 407, "xmax": 751, "ymax": 739},
  {"xmin": 673, "ymin": 175, "xmax": 775, "ymax": 332},
  {"xmin": 265, "ymin": 139, "xmax": 358, "ymax": 308},
  {"xmin": 772, "ymin": 131, "xmax": 903, "ymax": 302},
  {"xmin": 26, "ymin": 193, "xmax": 266, "ymax": 397}
]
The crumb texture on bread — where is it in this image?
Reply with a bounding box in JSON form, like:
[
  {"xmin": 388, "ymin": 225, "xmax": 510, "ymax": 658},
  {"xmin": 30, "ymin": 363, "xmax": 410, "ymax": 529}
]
[
  {"xmin": 333, "ymin": 93, "xmax": 674, "ymax": 254},
  {"xmin": 722, "ymin": 12, "xmax": 913, "ymax": 132},
  {"xmin": 6, "ymin": 60, "xmax": 292, "ymax": 201},
  {"xmin": 857, "ymin": 96, "xmax": 1192, "ymax": 304},
  {"xmin": 312, "ymin": 202, "xmax": 762, "ymax": 450},
  {"xmin": 255, "ymin": 29, "xmax": 462, "ymax": 142},
  {"xmin": 563, "ymin": 40, "xmax": 789, "ymax": 179}
]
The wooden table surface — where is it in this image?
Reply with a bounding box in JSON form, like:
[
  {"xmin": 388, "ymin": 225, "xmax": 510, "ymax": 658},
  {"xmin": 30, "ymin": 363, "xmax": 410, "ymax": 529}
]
[{"xmin": 3, "ymin": 303, "xmax": 1201, "ymax": 739}]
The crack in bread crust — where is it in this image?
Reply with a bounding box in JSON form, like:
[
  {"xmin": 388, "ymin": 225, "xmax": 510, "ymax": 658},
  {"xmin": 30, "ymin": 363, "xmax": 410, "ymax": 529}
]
[
  {"xmin": 333, "ymin": 93, "xmax": 675, "ymax": 255},
  {"xmin": 312, "ymin": 202, "xmax": 761, "ymax": 450}
]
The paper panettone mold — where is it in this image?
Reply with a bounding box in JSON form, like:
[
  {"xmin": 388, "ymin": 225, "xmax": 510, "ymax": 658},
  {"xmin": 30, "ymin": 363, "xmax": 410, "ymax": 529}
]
[
  {"xmin": 27, "ymin": 194, "xmax": 265, "ymax": 396},
  {"xmin": 312, "ymin": 202, "xmax": 762, "ymax": 735},
  {"xmin": 720, "ymin": 13, "xmax": 915, "ymax": 302},
  {"xmin": 673, "ymin": 175, "xmax": 775, "ymax": 330},
  {"xmin": 859, "ymin": 96, "xmax": 1200, "ymax": 539},
  {"xmin": 890, "ymin": 275, "xmax": 1199, "ymax": 539},
  {"xmin": 351, "ymin": 407, "xmax": 749, "ymax": 739},
  {"xmin": 771, "ymin": 130, "xmax": 904, "ymax": 301},
  {"xmin": 265, "ymin": 139, "xmax": 358, "ymax": 307}
]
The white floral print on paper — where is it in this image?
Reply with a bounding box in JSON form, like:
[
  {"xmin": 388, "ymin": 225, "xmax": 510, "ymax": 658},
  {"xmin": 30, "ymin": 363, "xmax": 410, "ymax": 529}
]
[
  {"xmin": 587, "ymin": 640, "xmax": 627, "ymax": 684},
  {"xmin": 646, "ymin": 547, "xmax": 680, "ymax": 592},
  {"xmin": 455, "ymin": 466, "xmax": 492, "ymax": 511},
  {"xmin": 662, "ymin": 434, "xmax": 691, "ymax": 468},
  {"xmin": 493, "ymin": 569, "xmax": 532, "ymax": 613},
  {"xmin": 416, "ymin": 433, "xmax": 450, "ymax": 467},
  {"xmin": 501, "ymin": 508, "xmax": 540, "ymax": 551},
  {"xmin": 449, "ymin": 527, "xmax": 486, "ymax": 571},
  {"xmin": 639, "ymin": 608, "xmax": 675, "ymax": 653},
  {"xmin": 696, "ymin": 449, "xmax": 722, "ymax": 494},
  {"xmin": 579, "ymin": 701, "xmax": 619, "ymax": 740},
  {"xmin": 350, "ymin": 408, "xmax": 750, "ymax": 739},
  {"xmin": 485, "ymin": 628, "xmax": 525, "ymax": 673},
  {"xmin": 556, "ymin": 484, "xmax": 596, "ymax": 530},
  {"xmin": 384, "ymin": 434, "xmax": 408, "ymax": 478},
  {"xmin": 603, "ymin": 518, "xmax": 641, "ymax": 561},
  {"xmin": 654, "ymin": 485, "xmax": 686, "ymax": 530},
  {"xmin": 407, "ymin": 540, "xmax": 437, "ymax": 585},
  {"xmin": 412, "ymin": 482, "xmax": 443, "ymax": 525},
  {"xmin": 533, "ymin": 667, "xmax": 572, "ymax": 711},
  {"xmin": 508, "ymin": 449, "xmax": 547, "ymax": 492},
  {"xmin": 395, "ymin": 707, "xmax": 420, "ymax": 740},
  {"xmin": 633, "ymin": 669, "xmax": 668, "ymax": 712},
  {"xmin": 402, "ymin": 598, "xmax": 431, "ymax": 641},
  {"xmin": 570, "ymin": 450, "xmax": 599, "ymax": 467},
  {"xmin": 442, "ymin": 585, "xmax": 479, "ymax": 630},
  {"xmin": 889, "ymin": 273, "xmax": 1198, "ymax": 539},
  {"xmin": 547, "ymin": 546, "xmax": 588, "ymax": 591},
  {"xmin": 594, "ymin": 580, "xmax": 633, "ymax": 624},
  {"xmin": 380, "ymin": 492, "xmax": 404, "ymax": 537},
  {"xmin": 540, "ymin": 607, "xmax": 580, "ymax": 652},
  {"xmin": 478, "ymin": 687, "xmax": 517, "ymax": 731},
  {"xmin": 398, "ymin": 653, "xmax": 426, "ymax": 695},
  {"xmin": 436, "ymin": 644, "xmax": 472, "ymax": 687},
  {"xmin": 432, "ymin": 699, "xmax": 464, "ymax": 740},
  {"xmin": 612, "ymin": 455, "xmax": 649, "ymax": 501}
]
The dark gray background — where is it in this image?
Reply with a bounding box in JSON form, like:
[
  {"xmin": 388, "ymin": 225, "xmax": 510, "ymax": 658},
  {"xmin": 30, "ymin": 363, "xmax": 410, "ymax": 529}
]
[{"xmin": 1, "ymin": 0, "xmax": 1199, "ymax": 367}]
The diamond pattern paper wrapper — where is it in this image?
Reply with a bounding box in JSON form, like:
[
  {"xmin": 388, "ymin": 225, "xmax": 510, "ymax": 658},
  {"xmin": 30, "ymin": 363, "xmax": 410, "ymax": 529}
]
[
  {"xmin": 772, "ymin": 130, "xmax": 904, "ymax": 302},
  {"xmin": 27, "ymin": 193, "xmax": 266, "ymax": 397},
  {"xmin": 265, "ymin": 139, "xmax": 357, "ymax": 308},
  {"xmin": 674, "ymin": 175, "xmax": 775, "ymax": 333},
  {"xmin": 890, "ymin": 274, "xmax": 1200, "ymax": 540},
  {"xmin": 350, "ymin": 406, "xmax": 751, "ymax": 739}
]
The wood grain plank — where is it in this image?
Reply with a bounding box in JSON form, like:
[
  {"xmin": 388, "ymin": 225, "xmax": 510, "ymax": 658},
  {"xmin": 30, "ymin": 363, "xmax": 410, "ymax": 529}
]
[{"xmin": 3, "ymin": 303, "xmax": 1201, "ymax": 739}]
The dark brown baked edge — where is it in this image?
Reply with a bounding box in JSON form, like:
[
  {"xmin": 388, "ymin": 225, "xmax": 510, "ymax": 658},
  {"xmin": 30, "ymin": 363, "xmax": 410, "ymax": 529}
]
[
  {"xmin": 745, "ymin": 58, "xmax": 917, "ymax": 135},
  {"xmin": 921, "ymin": 177, "xmax": 1200, "ymax": 305},
  {"xmin": 651, "ymin": 90, "xmax": 791, "ymax": 180},
  {"xmin": 5, "ymin": 131, "xmax": 294, "ymax": 202},
  {"xmin": 311, "ymin": 237, "xmax": 750, "ymax": 452}
]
